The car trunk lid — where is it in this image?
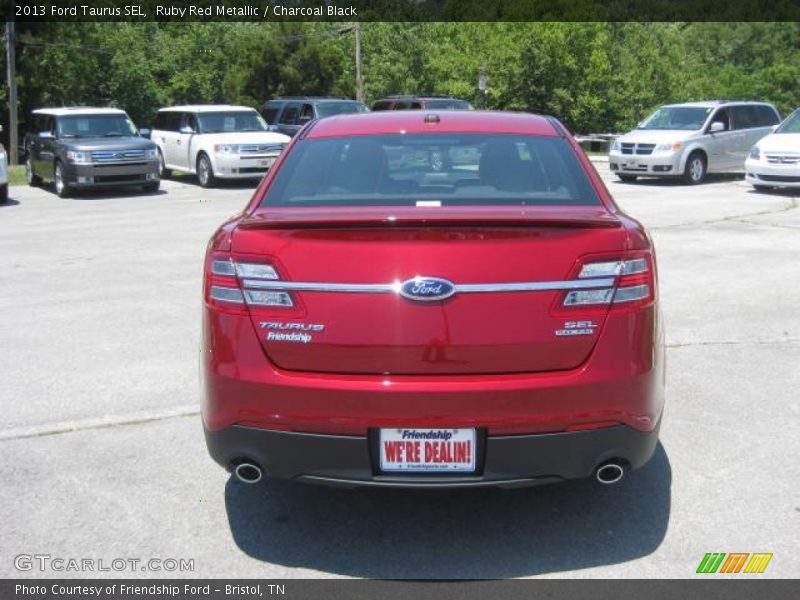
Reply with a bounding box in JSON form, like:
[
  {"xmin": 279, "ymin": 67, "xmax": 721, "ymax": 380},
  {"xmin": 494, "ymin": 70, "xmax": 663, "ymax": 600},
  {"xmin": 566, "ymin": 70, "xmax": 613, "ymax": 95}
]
[{"xmin": 232, "ymin": 207, "xmax": 627, "ymax": 375}]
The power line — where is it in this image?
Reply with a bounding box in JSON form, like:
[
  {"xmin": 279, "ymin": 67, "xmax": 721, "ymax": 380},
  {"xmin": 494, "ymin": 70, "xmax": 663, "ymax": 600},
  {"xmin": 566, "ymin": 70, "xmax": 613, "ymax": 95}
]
[
  {"xmin": 19, "ymin": 41, "xmax": 114, "ymax": 54},
  {"xmin": 15, "ymin": 23, "xmax": 357, "ymax": 56}
]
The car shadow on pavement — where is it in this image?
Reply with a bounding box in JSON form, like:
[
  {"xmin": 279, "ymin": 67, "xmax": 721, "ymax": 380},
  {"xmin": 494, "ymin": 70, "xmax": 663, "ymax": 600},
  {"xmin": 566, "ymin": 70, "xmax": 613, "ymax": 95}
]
[
  {"xmin": 747, "ymin": 187, "xmax": 800, "ymax": 198},
  {"xmin": 224, "ymin": 442, "xmax": 671, "ymax": 578},
  {"xmin": 37, "ymin": 186, "xmax": 168, "ymax": 200},
  {"xmin": 0, "ymin": 198, "xmax": 21, "ymax": 207},
  {"xmin": 611, "ymin": 173, "xmax": 742, "ymax": 188},
  {"xmin": 162, "ymin": 176, "xmax": 261, "ymax": 190}
]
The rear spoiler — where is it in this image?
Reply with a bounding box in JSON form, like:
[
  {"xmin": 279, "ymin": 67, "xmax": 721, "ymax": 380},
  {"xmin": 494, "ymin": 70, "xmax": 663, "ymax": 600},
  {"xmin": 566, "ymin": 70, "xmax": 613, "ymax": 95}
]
[{"xmin": 238, "ymin": 209, "xmax": 622, "ymax": 230}]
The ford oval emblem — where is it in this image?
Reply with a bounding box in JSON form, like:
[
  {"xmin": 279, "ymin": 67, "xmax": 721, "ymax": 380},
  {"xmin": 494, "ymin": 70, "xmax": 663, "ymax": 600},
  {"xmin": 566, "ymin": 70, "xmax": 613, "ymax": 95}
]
[{"xmin": 398, "ymin": 277, "xmax": 456, "ymax": 302}]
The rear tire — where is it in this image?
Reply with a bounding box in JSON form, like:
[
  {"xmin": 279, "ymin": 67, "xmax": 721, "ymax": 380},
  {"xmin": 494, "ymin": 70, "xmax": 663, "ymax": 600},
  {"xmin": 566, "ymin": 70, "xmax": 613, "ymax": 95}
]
[
  {"xmin": 682, "ymin": 152, "xmax": 707, "ymax": 185},
  {"xmin": 158, "ymin": 150, "xmax": 171, "ymax": 178},
  {"xmin": 196, "ymin": 153, "xmax": 215, "ymax": 188},
  {"xmin": 26, "ymin": 156, "xmax": 42, "ymax": 186},
  {"xmin": 53, "ymin": 161, "xmax": 71, "ymax": 198},
  {"xmin": 0, "ymin": 184, "xmax": 7, "ymax": 202},
  {"xmin": 753, "ymin": 184, "xmax": 772, "ymax": 193},
  {"xmin": 143, "ymin": 181, "xmax": 160, "ymax": 193},
  {"xmin": 617, "ymin": 174, "xmax": 638, "ymax": 183}
]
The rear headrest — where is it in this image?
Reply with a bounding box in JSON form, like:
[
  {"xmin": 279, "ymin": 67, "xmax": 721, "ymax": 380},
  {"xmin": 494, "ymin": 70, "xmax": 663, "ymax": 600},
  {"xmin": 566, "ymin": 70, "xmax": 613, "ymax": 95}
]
[{"xmin": 479, "ymin": 138, "xmax": 533, "ymax": 192}]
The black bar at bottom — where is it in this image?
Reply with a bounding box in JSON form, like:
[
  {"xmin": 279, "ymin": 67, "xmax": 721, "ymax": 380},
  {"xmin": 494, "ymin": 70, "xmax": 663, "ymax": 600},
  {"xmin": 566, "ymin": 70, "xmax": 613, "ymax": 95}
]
[{"xmin": 1, "ymin": 580, "xmax": 797, "ymax": 600}]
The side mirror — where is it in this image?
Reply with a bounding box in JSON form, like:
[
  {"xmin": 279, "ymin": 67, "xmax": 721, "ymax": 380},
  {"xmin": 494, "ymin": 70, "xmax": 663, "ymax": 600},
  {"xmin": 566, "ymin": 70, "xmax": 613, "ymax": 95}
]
[
  {"xmin": 179, "ymin": 125, "xmax": 194, "ymax": 134},
  {"xmin": 38, "ymin": 131, "xmax": 55, "ymax": 140},
  {"xmin": 708, "ymin": 121, "xmax": 725, "ymax": 134},
  {"xmin": 138, "ymin": 128, "xmax": 151, "ymax": 138}
]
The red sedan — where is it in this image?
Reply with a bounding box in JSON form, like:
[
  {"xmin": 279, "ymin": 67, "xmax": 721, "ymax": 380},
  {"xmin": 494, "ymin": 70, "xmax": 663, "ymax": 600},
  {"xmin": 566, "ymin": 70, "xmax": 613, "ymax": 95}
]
[{"xmin": 201, "ymin": 110, "xmax": 665, "ymax": 488}]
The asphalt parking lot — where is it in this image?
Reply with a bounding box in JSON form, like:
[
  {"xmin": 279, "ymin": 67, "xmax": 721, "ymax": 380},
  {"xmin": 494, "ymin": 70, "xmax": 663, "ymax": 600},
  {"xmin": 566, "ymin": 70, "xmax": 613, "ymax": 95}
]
[{"xmin": 1, "ymin": 164, "xmax": 798, "ymax": 579}]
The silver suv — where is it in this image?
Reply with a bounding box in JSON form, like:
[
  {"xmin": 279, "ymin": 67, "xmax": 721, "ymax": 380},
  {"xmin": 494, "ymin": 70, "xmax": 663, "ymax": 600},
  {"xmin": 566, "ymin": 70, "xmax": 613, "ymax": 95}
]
[{"xmin": 609, "ymin": 101, "xmax": 780, "ymax": 184}]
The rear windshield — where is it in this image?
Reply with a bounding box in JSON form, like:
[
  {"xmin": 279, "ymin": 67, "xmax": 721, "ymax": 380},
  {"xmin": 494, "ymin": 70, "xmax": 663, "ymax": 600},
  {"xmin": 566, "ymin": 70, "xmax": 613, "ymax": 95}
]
[
  {"xmin": 316, "ymin": 102, "xmax": 368, "ymax": 118},
  {"xmin": 261, "ymin": 133, "xmax": 599, "ymax": 208}
]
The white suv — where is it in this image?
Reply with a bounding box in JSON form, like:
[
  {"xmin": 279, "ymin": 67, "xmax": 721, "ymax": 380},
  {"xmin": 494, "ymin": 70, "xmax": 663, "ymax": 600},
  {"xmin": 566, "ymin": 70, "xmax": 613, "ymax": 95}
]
[
  {"xmin": 150, "ymin": 105, "xmax": 291, "ymax": 187},
  {"xmin": 609, "ymin": 101, "xmax": 780, "ymax": 184}
]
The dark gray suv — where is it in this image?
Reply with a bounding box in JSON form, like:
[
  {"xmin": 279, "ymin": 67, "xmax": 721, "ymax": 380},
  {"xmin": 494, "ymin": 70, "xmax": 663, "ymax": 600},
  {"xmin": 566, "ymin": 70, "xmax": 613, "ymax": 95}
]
[
  {"xmin": 371, "ymin": 96, "xmax": 474, "ymax": 111},
  {"xmin": 261, "ymin": 97, "xmax": 368, "ymax": 137},
  {"xmin": 24, "ymin": 107, "xmax": 160, "ymax": 197}
]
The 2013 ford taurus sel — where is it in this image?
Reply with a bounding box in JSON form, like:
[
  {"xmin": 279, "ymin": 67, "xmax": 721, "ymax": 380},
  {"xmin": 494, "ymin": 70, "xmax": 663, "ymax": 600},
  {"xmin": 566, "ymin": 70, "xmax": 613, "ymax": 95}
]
[{"xmin": 202, "ymin": 110, "xmax": 665, "ymax": 489}]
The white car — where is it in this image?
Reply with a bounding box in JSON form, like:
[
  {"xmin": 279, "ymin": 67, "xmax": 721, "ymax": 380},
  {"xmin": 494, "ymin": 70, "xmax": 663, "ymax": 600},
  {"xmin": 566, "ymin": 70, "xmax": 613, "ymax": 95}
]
[
  {"xmin": 0, "ymin": 124, "xmax": 8, "ymax": 201},
  {"xmin": 745, "ymin": 108, "xmax": 800, "ymax": 191},
  {"xmin": 150, "ymin": 105, "xmax": 291, "ymax": 187},
  {"xmin": 609, "ymin": 101, "xmax": 780, "ymax": 185}
]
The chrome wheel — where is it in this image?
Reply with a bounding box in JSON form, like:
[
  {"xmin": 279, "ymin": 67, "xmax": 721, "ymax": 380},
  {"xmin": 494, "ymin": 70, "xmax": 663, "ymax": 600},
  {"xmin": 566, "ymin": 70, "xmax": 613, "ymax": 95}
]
[
  {"xmin": 54, "ymin": 162, "xmax": 69, "ymax": 197},
  {"xmin": 158, "ymin": 150, "xmax": 171, "ymax": 178},
  {"xmin": 689, "ymin": 159, "xmax": 703, "ymax": 181},
  {"xmin": 683, "ymin": 152, "xmax": 706, "ymax": 185},
  {"xmin": 197, "ymin": 155, "xmax": 214, "ymax": 187},
  {"xmin": 25, "ymin": 156, "xmax": 41, "ymax": 186}
]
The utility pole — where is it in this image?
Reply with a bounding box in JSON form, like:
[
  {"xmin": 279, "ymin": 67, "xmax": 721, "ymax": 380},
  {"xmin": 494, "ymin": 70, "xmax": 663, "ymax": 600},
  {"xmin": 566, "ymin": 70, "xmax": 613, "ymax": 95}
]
[
  {"xmin": 6, "ymin": 7, "xmax": 18, "ymax": 165},
  {"xmin": 339, "ymin": 23, "xmax": 364, "ymax": 102},
  {"xmin": 478, "ymin": 67, "xmax": 488, "ymax": 110},
  {"xmin": 354, "ymin": 22, "xmax": 363, "ymax": 102}
]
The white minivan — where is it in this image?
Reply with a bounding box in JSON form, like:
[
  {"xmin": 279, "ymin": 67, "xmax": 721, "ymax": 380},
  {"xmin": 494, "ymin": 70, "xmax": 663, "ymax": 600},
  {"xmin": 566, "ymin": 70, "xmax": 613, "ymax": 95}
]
[
  {"xmin": 745, "ymin": 108, "xmax": 800, "ymax": 191},
  {"xmin": 151, "ymin": 105, "xmax": 291, "ymax": 187},
  {"xmin": 609, "ymin": 101, "xmax": 780, "ymax": 184}
]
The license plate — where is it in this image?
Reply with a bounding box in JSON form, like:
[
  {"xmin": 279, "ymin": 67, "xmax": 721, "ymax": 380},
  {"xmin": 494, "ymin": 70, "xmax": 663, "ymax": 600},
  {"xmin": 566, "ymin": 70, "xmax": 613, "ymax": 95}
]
[
  {"xmin": 624, "ymin": 159, "xmax": 639, "ymax": 168},
  {"xmin": 256, "ymin": 158, "xmax": 276, "ymax": 168},
  {"xmin": 379, "ymin": 428, "xmax": 476, "ymax": 473}
]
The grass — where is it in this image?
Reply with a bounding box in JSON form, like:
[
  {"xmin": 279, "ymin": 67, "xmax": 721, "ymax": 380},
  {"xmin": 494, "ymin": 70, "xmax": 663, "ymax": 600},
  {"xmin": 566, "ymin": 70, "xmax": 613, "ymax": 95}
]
[{"xmin": 7, "ymin": 165, "xmax": 27, "ymax": 186}]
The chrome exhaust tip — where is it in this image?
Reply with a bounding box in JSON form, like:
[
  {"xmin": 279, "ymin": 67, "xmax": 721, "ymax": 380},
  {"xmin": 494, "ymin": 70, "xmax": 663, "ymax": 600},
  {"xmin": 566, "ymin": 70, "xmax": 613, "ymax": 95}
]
[
  {"xmin": 234, "ymin": 462, "xmax": 263, "ymax": 484},
  {"xmin": 595, "ymin": 462, "xmax": 625, "ymax": 485}
]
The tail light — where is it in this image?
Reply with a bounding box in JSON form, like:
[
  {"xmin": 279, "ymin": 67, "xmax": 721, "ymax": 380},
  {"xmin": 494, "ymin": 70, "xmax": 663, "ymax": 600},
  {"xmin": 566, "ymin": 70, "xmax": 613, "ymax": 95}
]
[
  {"xmin": 204, "ymin": 253, "xmax": 293, "ymax": 314},
  {"xmin": 559, "ymin": 252, "xmax": 656, "ymax": 312}
]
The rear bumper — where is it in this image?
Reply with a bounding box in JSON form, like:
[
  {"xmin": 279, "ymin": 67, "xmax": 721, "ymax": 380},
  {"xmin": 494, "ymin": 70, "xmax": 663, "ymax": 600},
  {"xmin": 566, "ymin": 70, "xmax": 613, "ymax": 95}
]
[{"xmin": 205, "ymin": 418, "xmax": 661, "ymax": 488}]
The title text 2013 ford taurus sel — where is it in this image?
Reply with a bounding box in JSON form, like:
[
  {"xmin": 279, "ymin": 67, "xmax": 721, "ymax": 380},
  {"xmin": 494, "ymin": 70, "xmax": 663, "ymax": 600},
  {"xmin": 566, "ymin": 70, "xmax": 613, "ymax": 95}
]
[{"xmin": 201, "ymin": 110, "xmax": 665, "ymax": 489}]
